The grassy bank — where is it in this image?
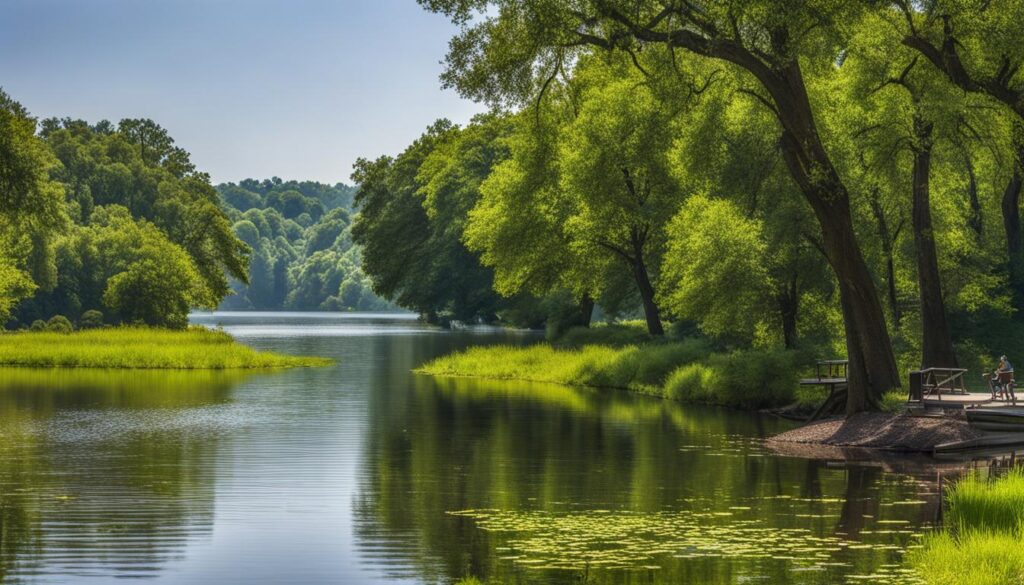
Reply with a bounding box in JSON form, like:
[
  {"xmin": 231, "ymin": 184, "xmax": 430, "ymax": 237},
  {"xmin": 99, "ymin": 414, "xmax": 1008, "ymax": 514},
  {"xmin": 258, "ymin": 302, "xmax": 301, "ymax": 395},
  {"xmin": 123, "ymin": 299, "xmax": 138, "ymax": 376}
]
[
  {"xmin": 418, "ymin": 337, "xmax": 803, "ymax": 409},
  {"xmin": 909, "ymin": 469, "xmax": 1024, "ymax": 584},
  {"xmin": 0, "ymin": 327, "xmax": 330, "ymax": 369}
]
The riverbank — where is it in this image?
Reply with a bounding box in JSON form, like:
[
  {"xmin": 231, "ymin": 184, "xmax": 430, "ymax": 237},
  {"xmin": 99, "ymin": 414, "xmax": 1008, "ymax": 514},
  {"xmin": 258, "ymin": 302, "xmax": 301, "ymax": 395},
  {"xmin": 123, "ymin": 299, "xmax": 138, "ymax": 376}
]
[
  {"xmin": 768, "ymin": 412, "xmax": 983, "ymax": 452},
  {"xmin": 416, "ymin": 340, "xmax": 802, "ymax": 409},
  {"xmin": 0, "ymin": 327, "xmax": 330, "ymax": 369},
  {"xmin": 910, "ymin": 469, "xmax": 1024, "ymax": 584}
]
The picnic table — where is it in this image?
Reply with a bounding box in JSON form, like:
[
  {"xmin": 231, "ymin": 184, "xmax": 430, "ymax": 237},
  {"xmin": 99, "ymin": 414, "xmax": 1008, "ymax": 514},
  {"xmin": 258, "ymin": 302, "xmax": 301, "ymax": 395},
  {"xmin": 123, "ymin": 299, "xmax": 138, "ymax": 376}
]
[{"xmin": 909, "ymin": 367, "xmax": 969, "ymax": 401}]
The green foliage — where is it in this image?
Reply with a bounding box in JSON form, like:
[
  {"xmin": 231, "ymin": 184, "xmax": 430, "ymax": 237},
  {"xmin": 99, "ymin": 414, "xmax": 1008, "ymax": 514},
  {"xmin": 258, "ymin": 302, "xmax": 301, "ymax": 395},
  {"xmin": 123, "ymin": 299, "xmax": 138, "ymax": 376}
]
[
  {"xmin": 663, "ymin": 350, "xmax": 799, "ymax": 409},
  {"xmin": 28, "ymin": 320, "xmax": 45, "ymax": 332},
  {"xmin": 44, "ymin": 315, "xmax": 72, "ymax": 333},
  {"xmin": 0, "ymin": 90, "xmax": 66, "ymax": 321},
  {"xmin": 352, "ymin": 117, "xmax": 510, "ymax": 321},
  {"xmin": 880, "ymin": 391, "xmax": 907, "ymax": 413},
  {"xmin": 4, "ymin": 104, "xmax": 248, "ymax": 327},
  {"xmin": 28, "ymin": 205, "xmax": 210, "ymax": 329},
  {"xmin": 909, "ymin": 469, "xmax": 1024, "ymax": 585},
  {"xmin": 216, "ymin": 180, "xmax": 390, "ymax": 312},
  {"xmin": 661, "ymin": 194, "xmax": 772, "ymax": 343},
  {"xmin": 418, "ymin": 339, "xmax": 798, "ymax": 408},
  {"xmin": 554, "ymin": 322, "xmax": 653, "ymax": 348},
  {"xmin": 0, "ymin": 327, "xmax": 330, "ymax": 369},
  {"xmin": 79, "ymin": 309, "xmax": 104, "ymax": 329}
]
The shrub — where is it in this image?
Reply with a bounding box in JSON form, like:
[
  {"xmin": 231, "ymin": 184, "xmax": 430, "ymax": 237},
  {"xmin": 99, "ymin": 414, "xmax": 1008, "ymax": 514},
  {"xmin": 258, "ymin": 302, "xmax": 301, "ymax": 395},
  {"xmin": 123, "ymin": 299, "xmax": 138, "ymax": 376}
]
[
  {"xmin": 45, "ymin": 315, "xmax": 73, "ymax": 333},
  {"xmin": 79, "ymin": 309, "xmax": 104, "ymax": 329},
  {"xmin": 664, "ymin": 349, "xmax": 798, "ymax": 409},
  {"xmin": 633, "ymin": 338, "xmax": 712, "ymax": 387},
  {"xmin": 554, "ymin": 323, "xmax": 651, "ymax": 348},
  {"xmin": 29, "ymin": 319, "xmax": 46, "ymax": 332}
]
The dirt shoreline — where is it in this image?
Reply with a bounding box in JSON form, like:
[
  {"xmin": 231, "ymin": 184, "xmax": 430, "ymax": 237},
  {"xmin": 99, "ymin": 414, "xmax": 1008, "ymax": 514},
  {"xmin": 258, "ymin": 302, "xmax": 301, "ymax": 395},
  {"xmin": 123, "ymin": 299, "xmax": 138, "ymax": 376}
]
[{"xmin": 767, "ymin": 412, "xmax": 984, "ymax": 452}]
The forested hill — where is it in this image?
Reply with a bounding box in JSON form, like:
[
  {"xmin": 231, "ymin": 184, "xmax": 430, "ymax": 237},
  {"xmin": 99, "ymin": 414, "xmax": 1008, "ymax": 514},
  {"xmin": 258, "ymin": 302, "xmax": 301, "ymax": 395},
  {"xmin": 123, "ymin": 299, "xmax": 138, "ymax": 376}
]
[{"xmin": 215, "ymin": 178, "xmax": 394, "ymax": 312}]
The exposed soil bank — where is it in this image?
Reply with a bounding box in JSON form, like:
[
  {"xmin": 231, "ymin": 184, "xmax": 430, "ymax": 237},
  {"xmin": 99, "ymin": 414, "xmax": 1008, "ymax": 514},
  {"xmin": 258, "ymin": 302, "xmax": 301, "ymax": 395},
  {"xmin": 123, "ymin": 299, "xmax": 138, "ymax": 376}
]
[{"xmin": 768, "ymin": 412, "xmax": 984, "ymax": 452}]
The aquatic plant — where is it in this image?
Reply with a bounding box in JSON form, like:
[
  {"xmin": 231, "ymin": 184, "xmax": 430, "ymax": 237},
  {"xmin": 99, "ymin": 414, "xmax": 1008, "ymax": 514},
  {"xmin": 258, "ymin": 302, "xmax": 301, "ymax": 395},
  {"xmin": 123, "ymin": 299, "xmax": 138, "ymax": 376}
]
[
  {"xmin": 0, "ymin": 326, "xmax": 330, "ymax": 369},
  {"xmin": 448, "ymin": 507, "xmax": 923, "ymax": 583}
]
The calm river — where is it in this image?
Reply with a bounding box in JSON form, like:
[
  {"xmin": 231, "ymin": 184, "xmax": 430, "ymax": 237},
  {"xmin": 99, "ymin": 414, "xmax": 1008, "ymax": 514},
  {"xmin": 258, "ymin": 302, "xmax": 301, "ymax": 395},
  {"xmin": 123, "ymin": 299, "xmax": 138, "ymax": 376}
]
[{"xmin": 0, "ymin": 313, "xmax": 1003, "ymax": 584}]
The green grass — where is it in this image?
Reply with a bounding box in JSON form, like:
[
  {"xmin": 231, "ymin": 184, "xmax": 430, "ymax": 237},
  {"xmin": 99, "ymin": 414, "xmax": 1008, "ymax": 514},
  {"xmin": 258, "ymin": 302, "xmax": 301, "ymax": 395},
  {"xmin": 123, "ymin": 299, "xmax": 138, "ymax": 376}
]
[
  {"xmin": 910, "ymin": 531, "xmax": 1024, "ymax": 585},
  {"xmin": 908, "ymin": 469, "xmax": 1024, "ymax": 584},
  {"xmin": 418, "ymin": 340, "xmax": 803, "ymax": 409},
  {"xmin": 0, "ymin": 327, "xmax": 331, "ymax": 369},
  {"xmin": 944, "ymin": 468, "xmax": 1024, "ymax": 536}
]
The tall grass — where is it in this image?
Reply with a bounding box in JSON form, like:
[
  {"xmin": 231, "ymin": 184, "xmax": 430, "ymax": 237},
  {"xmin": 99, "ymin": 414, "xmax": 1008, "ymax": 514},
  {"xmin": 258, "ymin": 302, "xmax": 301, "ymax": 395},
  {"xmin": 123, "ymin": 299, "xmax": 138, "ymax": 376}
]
[
  {"xmin": 945, "ymin": 468, "xmax": 1024, "ymax": 536},
  {"xmin": 911, "ymin": 531, "xmax": 1024, "ymax": 585},
  {"xmin": 909, "ymin": 469, "xmax": 1024, "ymax": 584},
  {"xmin": 0, "ymin": 327, "xmax": 330, "ymax": 369},
  {"xmin": 418, "ymin": 339, "xmax": 803, "ymax": 409}
]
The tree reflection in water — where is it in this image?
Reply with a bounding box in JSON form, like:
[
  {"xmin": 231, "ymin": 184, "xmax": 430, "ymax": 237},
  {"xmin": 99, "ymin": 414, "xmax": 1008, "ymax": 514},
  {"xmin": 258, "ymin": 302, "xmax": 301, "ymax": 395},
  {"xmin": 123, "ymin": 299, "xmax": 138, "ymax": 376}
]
[
  {"xmin": 355, "ymin": 375, "xmax": 959, "ymax": 585},
  {"xmin": 0, "ymin": 368, "xmax": 251, "ymax": 580}
]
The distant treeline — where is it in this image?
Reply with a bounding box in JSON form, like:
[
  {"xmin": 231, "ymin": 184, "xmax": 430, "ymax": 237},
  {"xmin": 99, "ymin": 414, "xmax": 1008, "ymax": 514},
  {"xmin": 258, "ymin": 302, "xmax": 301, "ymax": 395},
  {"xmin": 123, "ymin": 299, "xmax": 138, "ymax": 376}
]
[
  {"xmin": 0, "ymin": 90, "xmax": 390, "ymax": 332},
  {"xmin": 215, "ymin": 178, "xmax": 393, "ymax": 312}
]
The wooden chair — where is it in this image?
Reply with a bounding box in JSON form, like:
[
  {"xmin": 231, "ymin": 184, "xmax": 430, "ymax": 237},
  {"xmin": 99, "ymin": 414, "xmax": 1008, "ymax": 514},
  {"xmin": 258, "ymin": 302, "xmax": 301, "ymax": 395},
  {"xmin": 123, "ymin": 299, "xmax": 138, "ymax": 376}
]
[{"xmin": 995, "ymin": 371, "xmax": 1016, "ymax": 403}]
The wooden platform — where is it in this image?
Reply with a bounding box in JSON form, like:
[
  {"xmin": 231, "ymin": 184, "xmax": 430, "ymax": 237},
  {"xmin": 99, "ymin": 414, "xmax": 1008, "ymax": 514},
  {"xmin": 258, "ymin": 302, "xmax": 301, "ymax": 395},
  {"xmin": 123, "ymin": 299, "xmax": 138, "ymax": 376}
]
[
  {"xmin": 919, "ymin": 392, "xmax": 1001, "ymax": 408},
  {"xmin": 799, "ymin": 377, "xmax": 847, "ymax": 387}
]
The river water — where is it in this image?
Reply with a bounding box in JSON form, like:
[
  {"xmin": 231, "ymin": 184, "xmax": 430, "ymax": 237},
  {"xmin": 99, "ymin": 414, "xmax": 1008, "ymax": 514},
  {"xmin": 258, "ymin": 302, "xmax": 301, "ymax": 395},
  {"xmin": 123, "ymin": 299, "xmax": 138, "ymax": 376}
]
[{"xmin": 0, "ymin": 312, "xmax": 1002, "ymax": 584}]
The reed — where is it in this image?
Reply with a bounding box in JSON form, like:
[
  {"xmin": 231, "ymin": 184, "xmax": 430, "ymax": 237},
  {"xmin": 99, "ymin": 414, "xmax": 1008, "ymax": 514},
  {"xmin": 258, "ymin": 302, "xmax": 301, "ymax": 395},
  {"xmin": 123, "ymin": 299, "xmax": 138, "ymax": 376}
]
[{"xmin": 0, "ymin": 327, "xmax": 330, "ymax": 369}]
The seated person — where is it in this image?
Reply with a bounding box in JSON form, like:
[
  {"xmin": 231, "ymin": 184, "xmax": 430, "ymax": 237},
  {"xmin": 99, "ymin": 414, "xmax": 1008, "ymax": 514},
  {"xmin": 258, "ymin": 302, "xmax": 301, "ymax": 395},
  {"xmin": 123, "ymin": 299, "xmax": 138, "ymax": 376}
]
[{"xmin": 988, "ymin": 355, "xmax": 1015, "ymax": 401}]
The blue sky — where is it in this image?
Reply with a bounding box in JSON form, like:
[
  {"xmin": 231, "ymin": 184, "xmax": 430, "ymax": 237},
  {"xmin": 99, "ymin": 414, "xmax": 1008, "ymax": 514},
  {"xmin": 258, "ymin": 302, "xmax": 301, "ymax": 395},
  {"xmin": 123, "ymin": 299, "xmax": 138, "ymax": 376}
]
[{"xmin": 0, "ymin": 0, "xmax": 485, "ymax": 184}]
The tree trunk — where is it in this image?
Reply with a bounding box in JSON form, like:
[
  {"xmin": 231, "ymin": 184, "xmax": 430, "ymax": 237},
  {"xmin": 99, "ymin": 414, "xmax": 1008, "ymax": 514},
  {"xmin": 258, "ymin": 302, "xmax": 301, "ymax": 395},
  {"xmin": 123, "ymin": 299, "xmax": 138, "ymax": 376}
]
[
  {"xmin": 1003, "ymin": 169, "xmax": 1024, "ymax": 309},
  {"xmin": 578, "ymin": 293, "xmax": 595, "ymax": 328},
  {"xmin": 777, "ymin": 273, "xmax": 799, "ymax": 349},
  {"xmin": 771, "ymin": 61, "xmax": 900, "ymax": 414},
  {"xmin": 965, "ymin": 155, "xmax": 983, "ymax": 239},
  {"xmin": 868, "ymin": 188, "xmax": 902, "ymax": 331},
  {"xmin": 912, "ymin": 120, "xmax": 958, "ymax": 368},
  {"xmin": 630, "ymin": 254, "xmax": 664, "ymax": 337}
]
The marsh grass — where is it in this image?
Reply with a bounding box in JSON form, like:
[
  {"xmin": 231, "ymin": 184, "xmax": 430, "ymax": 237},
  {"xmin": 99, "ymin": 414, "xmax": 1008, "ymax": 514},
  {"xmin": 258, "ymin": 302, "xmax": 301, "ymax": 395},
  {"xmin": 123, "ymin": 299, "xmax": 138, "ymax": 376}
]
[
  {"xmin": 0, "ymin": 327, "xmax": 330, "ymax": 369},
  {"xmin": 945, "ymin": 469, "xmax": 1024, "ymax": 536},
  {"xmin": 418, "ymin": 340, "xmax": 802, "ymax": 409},
  {"xmin": 909, "ymin": 469, "xmax": 1024, "ymax": 584},
  {"xmin": 910, "ymin": 531, "xmax": 1024, "ymax": 585}
]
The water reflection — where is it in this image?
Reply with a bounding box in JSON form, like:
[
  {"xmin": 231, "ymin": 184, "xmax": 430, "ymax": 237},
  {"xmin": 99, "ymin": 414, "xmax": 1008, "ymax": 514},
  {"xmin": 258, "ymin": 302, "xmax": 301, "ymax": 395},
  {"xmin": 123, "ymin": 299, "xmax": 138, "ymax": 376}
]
[
  {"xmin": 0, "ymin": 315, "xmax": 1015, "ymax": 584},
  {"xmin": 355, "ymin": 376, "xmax": 950, "ymax": 584},
  {"xmin": 0, "ymin": 369, "xmax": 252, "ymax": 581}
]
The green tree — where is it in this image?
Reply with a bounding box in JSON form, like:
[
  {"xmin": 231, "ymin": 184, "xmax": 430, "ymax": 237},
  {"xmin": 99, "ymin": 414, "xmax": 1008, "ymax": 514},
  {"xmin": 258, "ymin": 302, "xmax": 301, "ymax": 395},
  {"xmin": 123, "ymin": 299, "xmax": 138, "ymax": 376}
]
[
  {"xmin": 352, "ymin": 118, "xmax": 507, "ymax": 322},
  {"xmin": 0, "ymin": 89, "xmax": 66, "ymax": 324},
  {"xmin": 421, "ymin": 0, "xmax": 900, "ymax": 413}
]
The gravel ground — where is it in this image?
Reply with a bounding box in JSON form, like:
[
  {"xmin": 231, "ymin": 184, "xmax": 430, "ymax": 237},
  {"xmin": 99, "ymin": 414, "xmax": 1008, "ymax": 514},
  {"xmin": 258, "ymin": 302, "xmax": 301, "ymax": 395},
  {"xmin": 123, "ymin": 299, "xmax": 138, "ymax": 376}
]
[{"xmin": 768, "ymin": 412, "xmax": 984, "ymax": 452}]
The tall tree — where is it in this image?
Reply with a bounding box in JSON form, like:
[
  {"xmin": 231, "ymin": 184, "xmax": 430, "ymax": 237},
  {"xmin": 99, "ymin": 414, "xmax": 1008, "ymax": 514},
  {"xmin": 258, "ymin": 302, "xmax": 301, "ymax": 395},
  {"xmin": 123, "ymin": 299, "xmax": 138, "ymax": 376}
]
[
  {"xmin": 0, "ymin": 89, "xmax": 66, "ymax": 324},
  {"xmin": 421, "ymin": 0, "xmax": 899, "ymax": 413},
  {"xmin": 893, "ymin": 1, "xmax": 1024, "ymax": 306}
]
